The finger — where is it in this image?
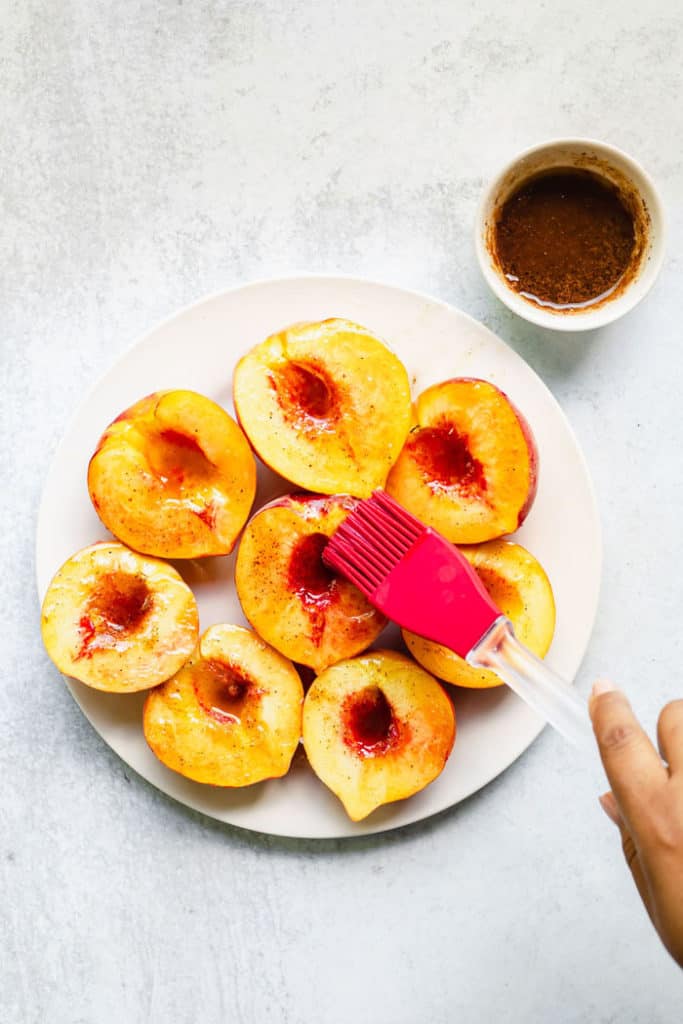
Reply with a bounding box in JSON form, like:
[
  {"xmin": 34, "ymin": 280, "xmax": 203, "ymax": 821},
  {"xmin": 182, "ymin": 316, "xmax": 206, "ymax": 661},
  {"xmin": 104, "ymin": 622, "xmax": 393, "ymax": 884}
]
[
  {"xmin": 589, "ymin": 681, "xmax": 668, "ymax": 826},
  {"xmin": 619, "ymin": 826, "xmax": 655, "ymax": 925},
  {"xmin": 598, "ymin": 790, "xmax": 623, "ymax": 828},
  {"xmin": 599, "ymin": 792, "xmax": 655, "ymax": 924},
  {"xmin": 657, "ymin": 699, "xmax": 683, "ymax": 773}
]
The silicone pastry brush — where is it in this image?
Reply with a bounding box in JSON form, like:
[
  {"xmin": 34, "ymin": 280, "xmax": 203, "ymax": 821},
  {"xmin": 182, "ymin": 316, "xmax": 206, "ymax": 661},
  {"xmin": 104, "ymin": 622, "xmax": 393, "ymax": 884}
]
[{"xmin": 323, "ymin": 490, "xmax": 591, "ymax": 747}]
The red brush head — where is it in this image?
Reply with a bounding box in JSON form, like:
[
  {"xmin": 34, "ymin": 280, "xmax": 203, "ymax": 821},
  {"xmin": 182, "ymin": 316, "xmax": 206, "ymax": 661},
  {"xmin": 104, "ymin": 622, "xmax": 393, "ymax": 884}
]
[
  {"xmin": 323, "ymin": 490, "xmax": 423, "ymax": 593},
  {"xmin": 323, "ymin": 491, "xmax": 501, "ymax": 657}
]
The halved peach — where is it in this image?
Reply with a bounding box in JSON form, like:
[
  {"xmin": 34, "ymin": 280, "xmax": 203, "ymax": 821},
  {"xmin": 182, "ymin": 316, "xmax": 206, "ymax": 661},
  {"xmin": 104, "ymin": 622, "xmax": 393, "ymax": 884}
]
[
  {"xmin": 303, "ymin": 650, "xmax": 455, "ymax": 821},
  {"xmin": 143, "ymin": 624, "xmax": 303, "ymax": 786},
  {"xmin": 235, "ymin": 493, "xmax": 387, "ymax": 673},
  {"xmin": 88, "ymin": 390, "xmax": 256, "ymax": 558},
  {"xmin": 403, "ymin": 539, "xmax": 555, "ymax": 688},
  {"xmin": 41, "ymin": 541, "xmax": 199, "ymax": 692},
  {"xmin": 233, "ymin": 319, "xmax": 412, "ymax": 496},
  {"xmin": 385, "ymin": 378, "xmax": 538, "ymax": 542}
]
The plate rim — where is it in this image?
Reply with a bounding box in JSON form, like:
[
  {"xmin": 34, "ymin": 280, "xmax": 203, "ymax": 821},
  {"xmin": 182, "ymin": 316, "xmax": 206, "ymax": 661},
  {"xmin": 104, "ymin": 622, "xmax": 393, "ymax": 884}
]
[{"xmin": 35, "ymin": 273, "xmax": 603, "ymax": 839}]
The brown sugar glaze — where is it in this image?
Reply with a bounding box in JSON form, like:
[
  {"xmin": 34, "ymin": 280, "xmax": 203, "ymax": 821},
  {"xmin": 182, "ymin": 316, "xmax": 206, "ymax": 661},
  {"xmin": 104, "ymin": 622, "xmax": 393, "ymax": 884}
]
[{"xmin": 493, "ymin": 168, "xmax": 638, "ymax": 310}]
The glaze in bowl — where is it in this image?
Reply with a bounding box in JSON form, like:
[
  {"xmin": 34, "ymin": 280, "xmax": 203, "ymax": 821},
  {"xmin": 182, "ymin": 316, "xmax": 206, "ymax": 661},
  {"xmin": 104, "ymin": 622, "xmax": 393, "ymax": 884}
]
[{"xmin": 475, "ymin": 138, "xmax": 665, "ymax": 332}]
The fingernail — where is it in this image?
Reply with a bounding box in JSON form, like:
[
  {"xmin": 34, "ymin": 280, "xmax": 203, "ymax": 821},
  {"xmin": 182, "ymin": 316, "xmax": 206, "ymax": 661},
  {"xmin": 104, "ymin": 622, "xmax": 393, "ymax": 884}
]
[
  {"xmin": 591, "ymin": 679, "xmax": 618, "ymax": 700},
  {"xmin": 589, "ymin": 679, "xmax": 623, "ymax": 714},
  {"xmin": 598, "ymin": 792, "xmax": 622, "ymax": 829}
]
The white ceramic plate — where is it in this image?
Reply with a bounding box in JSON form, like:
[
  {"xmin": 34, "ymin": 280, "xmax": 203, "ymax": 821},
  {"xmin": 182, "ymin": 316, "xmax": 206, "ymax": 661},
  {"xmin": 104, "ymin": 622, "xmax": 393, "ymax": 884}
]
[{"xmin": 36, "ymin": 276, "xmax": 601, "ymax": 839}]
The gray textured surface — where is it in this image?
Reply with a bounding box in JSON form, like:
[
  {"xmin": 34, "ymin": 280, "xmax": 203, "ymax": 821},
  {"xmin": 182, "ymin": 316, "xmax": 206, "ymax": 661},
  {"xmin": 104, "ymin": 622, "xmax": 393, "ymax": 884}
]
[{"xmin": 2, "ymin": 1, "xmax": 683, "ymax": 1021}]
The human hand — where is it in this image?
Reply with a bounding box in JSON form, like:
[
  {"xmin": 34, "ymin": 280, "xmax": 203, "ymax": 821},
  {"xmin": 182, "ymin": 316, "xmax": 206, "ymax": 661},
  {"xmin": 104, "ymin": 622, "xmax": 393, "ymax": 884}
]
[{"xmin": 589, "ymin": 680, "xmax": 683, "ymax": 968}]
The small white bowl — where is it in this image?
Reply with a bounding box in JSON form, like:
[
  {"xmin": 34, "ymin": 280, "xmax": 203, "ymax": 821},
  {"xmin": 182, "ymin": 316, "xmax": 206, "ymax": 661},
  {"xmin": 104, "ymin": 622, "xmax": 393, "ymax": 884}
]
[{"xmin": 475, "ymin": 138, "xmax": 665, "ymax": 331}]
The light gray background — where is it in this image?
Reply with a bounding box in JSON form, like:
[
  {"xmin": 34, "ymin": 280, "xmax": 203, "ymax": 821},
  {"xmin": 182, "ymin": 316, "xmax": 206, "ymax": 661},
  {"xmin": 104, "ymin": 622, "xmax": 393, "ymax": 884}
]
[{"xmin": 3, "ymin": 1, "xmax": 682, "ymax": 1021}]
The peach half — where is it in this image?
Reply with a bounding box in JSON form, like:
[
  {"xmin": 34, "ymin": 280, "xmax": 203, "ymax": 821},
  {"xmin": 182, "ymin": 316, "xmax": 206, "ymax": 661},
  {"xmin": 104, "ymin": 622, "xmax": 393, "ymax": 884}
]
[
  {"xmin": 41, "ymin": 541, "xmax": 199, "ymax": 692},
  {"xmin": 235, "ymin": 493, "xmax": 387, "ymax": 673},
  {"xmin": 303, "ymin": 650, "xmax": 455, "ymax": 821},
  {"xmin": 143, "ymin": 625, "xmax": 303, "ymax": 786},
  {"xmin": 233, "ymin": 318, "xmax": 412, "ymax": 497},
  {"xmin": 403, "ymin": 539, "xmax": 556, "ymax": 688},
  {"xmin": 385, "ymin": 378, "xmax": 538, "ymax": 543},
  {"xmin": 88, "ymin": 390, "xmax": 256, "ymax": 558}
]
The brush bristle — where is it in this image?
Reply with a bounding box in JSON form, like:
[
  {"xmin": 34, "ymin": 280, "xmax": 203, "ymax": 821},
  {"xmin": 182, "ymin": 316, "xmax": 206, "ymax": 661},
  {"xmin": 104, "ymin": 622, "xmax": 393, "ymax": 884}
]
[{"xmin": 323, "ymin": 490, "xmax": 426, "ymax": 596}]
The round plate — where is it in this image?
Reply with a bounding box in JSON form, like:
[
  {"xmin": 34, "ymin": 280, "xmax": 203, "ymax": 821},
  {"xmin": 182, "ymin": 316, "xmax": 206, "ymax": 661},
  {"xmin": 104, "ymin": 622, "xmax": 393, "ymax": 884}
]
[{"xmin": 36, "ymin": 276, "xmax": 601, "ymax": 839}]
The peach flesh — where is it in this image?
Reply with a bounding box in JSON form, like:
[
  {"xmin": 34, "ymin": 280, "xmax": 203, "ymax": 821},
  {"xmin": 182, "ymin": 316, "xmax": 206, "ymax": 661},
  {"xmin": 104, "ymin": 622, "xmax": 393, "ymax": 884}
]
[
  {"xmin": 410, "ymin": 423, "xmax": 487, "ymax": 496},
  {"xmin": 147, "ymin": 429, "xmax": 215, "ymax": 488},
  {"xmin": 342, "ymin": 686, "xmax": 405, "ymax": 757},
  {"xmin": 475, "ymin": 566, "xmax": 518, "ymax": 607},
  {"xmin": 269, "ymin": 362, "xmax": 338, "ymax": 424},
  {"xmin": 76, "ymin": 572, "xmax": 151, "ymax": 660},
  {"xmin": 191, "ymin": 659, "xmax": 259, "ymax": 726}
]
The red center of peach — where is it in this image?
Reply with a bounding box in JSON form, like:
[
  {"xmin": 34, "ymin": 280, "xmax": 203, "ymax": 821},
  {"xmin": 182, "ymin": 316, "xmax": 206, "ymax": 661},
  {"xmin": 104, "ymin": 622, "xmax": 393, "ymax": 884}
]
[
  {"xmin": 288, "ymin": 532, "xmax": 339, "ymax": 648},
  {"xmin": 193, "ymin": 659, "xmax": 259, "ymax": 725},
  {"xmin": 342, "ymin": 687, "xmax": 402, "ymax": 757},
  {"xmin": 270, "ymin": 363, "xmax": 338, "ymax": 424},
  {"xmin": 411, "ymin": 424, "xmax": 487, "ymax": 495},
  {"xmin": 149, "ymin": 429, "xmax": 214, "ymax": 487},
  {"xmin": 288, "ymin": 533, "xmax": 336, "ymax": 607},
  {"xmin": 158, "ymin": 428, "xmax": 205, "ymax": 454},
  {"xmin": 76, "ymin": 572, "xmax": 151, "ymax": 659},
  {"xmin": 192, "ymin": 503, "xmax": 217, "ymax": 529}
]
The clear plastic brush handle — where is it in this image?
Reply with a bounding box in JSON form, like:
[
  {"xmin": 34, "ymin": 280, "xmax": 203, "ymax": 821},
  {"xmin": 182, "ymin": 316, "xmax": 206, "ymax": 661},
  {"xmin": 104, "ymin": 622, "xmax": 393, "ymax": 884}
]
[{"xmin": 467, "ymin": 618, "xmax": 593, "ymax": 748}]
